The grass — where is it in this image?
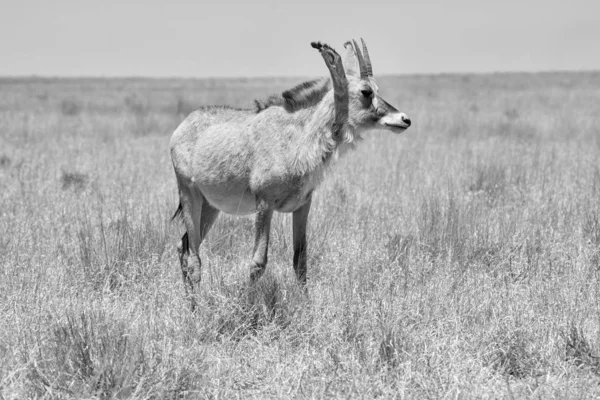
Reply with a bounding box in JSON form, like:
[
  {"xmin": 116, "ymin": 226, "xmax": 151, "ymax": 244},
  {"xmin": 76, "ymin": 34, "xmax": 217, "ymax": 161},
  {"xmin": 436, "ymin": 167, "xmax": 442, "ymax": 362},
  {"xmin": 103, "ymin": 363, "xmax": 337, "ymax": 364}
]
[{"xmin": 1, "ymin": 71, "xmax": 600, "ymax": 398}]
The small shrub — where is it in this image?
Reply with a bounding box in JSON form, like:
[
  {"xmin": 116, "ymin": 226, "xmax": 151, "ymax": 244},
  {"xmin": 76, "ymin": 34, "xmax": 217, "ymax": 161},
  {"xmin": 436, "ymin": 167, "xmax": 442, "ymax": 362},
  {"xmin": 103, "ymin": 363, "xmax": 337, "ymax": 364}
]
[
  {"xmin": 563, "ymin": 324, "xmax": 600, "ymax": 375},
  {"xmin": 60, "ymin": 98, "xmax": 83, "ymax": 116},
  {"xmin": 504, "ymin": 108, "xmax": 520, "ymax": 120},
  {"xmin": 0, "ymin": 154, "xmax": 11, "ymax": 168},
  {"xmin": 60, "ymin": 169, "xmax": 88, "ymax": 192},
  {"xmin": 486, "ymin": 328, "xmax": 545, "ymax": 379}
]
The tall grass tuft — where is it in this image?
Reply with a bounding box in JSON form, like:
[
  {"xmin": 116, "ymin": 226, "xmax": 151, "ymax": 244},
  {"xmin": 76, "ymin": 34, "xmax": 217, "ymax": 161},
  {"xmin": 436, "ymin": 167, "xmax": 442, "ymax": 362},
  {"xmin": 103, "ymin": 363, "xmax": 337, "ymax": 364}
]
[
  {"xmin": 28, "ymin": 309, "xmax": 145, "ymax": 398},
  {"xmin": 71, "ymin": 205, "xmax": 170, "ymax": 293}
]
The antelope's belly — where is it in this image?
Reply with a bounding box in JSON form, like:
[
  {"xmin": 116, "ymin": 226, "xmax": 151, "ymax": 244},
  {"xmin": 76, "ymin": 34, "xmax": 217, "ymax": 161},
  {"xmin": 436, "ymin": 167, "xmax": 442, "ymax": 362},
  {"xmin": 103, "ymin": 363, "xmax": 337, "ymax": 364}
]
[{"xmin": 201, "ymin": 186, "xmax": 256, "ymax": 215}]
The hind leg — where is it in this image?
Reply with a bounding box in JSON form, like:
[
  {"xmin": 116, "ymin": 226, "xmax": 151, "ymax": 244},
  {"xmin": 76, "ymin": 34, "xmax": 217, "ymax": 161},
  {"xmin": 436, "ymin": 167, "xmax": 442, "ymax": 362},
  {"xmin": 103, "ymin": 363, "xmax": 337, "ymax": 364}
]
[
  {"xmin": 178, "ymin": 186, "xmax": 220, "ymax": 310},
  {"xmin": 177, "ymin": 232, "xmax": 190, "ymax": 289}
]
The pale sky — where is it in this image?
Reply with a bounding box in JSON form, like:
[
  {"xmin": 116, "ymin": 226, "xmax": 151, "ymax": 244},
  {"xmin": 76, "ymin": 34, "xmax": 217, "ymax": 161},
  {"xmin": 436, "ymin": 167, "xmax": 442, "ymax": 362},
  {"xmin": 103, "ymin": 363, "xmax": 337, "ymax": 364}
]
[{"xmin": 1, "ymin": 0, "xmax": 599, "ymax": 77}]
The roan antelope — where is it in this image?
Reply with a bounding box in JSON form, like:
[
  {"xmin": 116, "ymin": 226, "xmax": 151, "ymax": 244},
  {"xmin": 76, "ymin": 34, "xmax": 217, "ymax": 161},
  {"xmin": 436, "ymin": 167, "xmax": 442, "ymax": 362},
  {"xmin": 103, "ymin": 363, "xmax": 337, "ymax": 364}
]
[{"xmin": 170, "ymin": 39, "xmax": 411, "ymax": 309}]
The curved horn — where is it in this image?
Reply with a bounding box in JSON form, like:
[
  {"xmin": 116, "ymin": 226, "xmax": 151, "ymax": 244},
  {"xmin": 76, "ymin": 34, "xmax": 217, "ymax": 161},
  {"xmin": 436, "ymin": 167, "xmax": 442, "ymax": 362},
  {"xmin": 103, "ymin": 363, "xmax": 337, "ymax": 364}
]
[
  {"xmin": 352, "ymin": 39, "xmax": 368, "ymax": 79},
  {"xmin": 343, "ymin": 41, "xmax": 359, "ymax": 77},
  {"xmin": 311, "ymin": 41, "xmax": 349, "ymax": 139},
  {"xmin": 360, "ymin": 38, "xmax": 373, "ymax": 77}
]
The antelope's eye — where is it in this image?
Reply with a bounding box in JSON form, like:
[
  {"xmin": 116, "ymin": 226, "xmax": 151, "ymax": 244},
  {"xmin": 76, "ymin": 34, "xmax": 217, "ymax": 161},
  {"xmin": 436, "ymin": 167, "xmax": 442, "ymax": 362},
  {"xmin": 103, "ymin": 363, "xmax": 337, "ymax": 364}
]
[{"xmin": 361, "ymin": 89, "xmax": 373, "ymax": 98}]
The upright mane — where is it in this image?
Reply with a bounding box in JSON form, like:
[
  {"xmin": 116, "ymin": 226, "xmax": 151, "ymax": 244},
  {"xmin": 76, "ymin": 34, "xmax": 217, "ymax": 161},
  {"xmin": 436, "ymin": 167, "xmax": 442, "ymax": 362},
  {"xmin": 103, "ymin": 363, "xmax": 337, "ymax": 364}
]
[{"xmin": 254, "ymin": 78, "xmax": 332, "ymax": 113}]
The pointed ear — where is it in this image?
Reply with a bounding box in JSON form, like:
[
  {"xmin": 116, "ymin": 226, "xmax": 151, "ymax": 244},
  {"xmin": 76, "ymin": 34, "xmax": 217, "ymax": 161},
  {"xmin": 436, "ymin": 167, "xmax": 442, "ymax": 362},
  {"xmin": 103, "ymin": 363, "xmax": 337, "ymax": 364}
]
[{"xmin": 343, "ymin": 41, "xmax": 359, "ymax": 77}]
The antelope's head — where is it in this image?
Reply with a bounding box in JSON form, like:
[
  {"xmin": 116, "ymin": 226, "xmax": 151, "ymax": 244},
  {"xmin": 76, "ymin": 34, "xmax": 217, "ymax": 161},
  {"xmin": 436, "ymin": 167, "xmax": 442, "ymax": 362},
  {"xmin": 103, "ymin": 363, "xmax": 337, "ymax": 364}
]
[{"xmin": 343, "ymin": 39, "xmax": 411, "ymax": 134}]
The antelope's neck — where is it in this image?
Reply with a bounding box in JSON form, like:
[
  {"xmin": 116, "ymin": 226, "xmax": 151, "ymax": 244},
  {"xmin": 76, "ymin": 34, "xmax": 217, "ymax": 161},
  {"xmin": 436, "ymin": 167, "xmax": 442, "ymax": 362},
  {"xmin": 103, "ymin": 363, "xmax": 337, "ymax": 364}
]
[{"xmin": 287, "ymin": 94, "xmax": 356, "ymax": 178}]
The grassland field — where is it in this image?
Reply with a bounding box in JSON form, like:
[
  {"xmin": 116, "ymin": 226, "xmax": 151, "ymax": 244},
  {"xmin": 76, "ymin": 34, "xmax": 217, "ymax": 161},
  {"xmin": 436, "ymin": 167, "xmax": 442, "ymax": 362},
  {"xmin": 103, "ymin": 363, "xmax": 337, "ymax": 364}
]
[{"xmin": 1, "ymin": 72, "xmax": 600, "ymax": 398}]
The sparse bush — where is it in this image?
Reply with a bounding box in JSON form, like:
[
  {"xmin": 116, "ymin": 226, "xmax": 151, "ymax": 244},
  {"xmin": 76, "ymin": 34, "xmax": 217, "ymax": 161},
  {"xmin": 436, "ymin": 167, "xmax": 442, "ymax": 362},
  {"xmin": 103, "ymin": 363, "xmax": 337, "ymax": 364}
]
[
  {"xmin": 60, "ymin": 169, "xmax": 88, "ymax": 191},
  {"xmin": 60, "ymin": 98, "xmax": 83, "ymax": 116},
  {"xmin": 563, "ymin": 324, "xmax": 600, "ymax": 375},
  {"xmin": 485, "ymin": 328, "xmax": 546, "ymax": 379},
  {"xmin": 0, "ymin": 154, "xmax": 10, "ymax": 168}
]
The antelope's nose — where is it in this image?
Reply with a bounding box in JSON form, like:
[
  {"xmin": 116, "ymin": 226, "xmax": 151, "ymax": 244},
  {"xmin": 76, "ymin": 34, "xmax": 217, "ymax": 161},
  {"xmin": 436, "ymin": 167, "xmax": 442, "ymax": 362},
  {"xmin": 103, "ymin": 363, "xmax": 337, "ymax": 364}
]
[{"xmin": 401, "ymin": 114, "xmax": 411, "ymax": 127}]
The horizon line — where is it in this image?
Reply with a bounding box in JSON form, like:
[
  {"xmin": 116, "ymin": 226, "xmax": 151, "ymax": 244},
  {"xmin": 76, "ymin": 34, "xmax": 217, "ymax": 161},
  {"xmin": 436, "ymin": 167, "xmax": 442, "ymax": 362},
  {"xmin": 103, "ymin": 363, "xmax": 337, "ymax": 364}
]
[{"xmin": 1, "ymin": 68, "xmax": 599, "ymax": 82}]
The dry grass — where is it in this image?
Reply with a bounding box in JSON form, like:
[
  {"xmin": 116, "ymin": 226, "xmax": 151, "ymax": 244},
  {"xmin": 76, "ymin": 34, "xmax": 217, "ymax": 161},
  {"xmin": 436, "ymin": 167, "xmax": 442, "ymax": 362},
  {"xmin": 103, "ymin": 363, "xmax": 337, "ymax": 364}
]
[{"xmin": 1, "ymin": 72, "xmax": 600, "ymax": 398}]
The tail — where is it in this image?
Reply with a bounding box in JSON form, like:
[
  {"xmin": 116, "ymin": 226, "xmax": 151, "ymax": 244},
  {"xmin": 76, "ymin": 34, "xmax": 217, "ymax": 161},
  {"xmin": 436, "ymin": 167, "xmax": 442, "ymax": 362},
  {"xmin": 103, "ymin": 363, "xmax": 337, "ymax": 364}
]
[{"xmin": 171, "ymin": 202, "xmax": 183, "ymax": 222}]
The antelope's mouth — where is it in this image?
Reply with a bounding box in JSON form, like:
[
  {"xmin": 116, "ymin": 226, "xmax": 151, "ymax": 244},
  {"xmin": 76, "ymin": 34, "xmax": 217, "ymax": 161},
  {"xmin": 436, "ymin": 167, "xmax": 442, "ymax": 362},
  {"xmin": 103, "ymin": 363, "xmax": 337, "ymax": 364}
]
[{"xmin": 385, "ymin": 123, "xmax": 410, "ymax": 130}]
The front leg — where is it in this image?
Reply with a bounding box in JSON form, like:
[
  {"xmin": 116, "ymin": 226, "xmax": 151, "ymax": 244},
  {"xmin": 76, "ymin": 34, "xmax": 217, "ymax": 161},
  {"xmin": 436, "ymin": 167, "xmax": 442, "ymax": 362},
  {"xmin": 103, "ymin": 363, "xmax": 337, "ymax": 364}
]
[
  {"xmin": 292, "ymin": 197, "xmax": 312, "ymax": 285},
  {"xmin": 249, "ymin": 199, "xmax": 274, "ymax": 282}
]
